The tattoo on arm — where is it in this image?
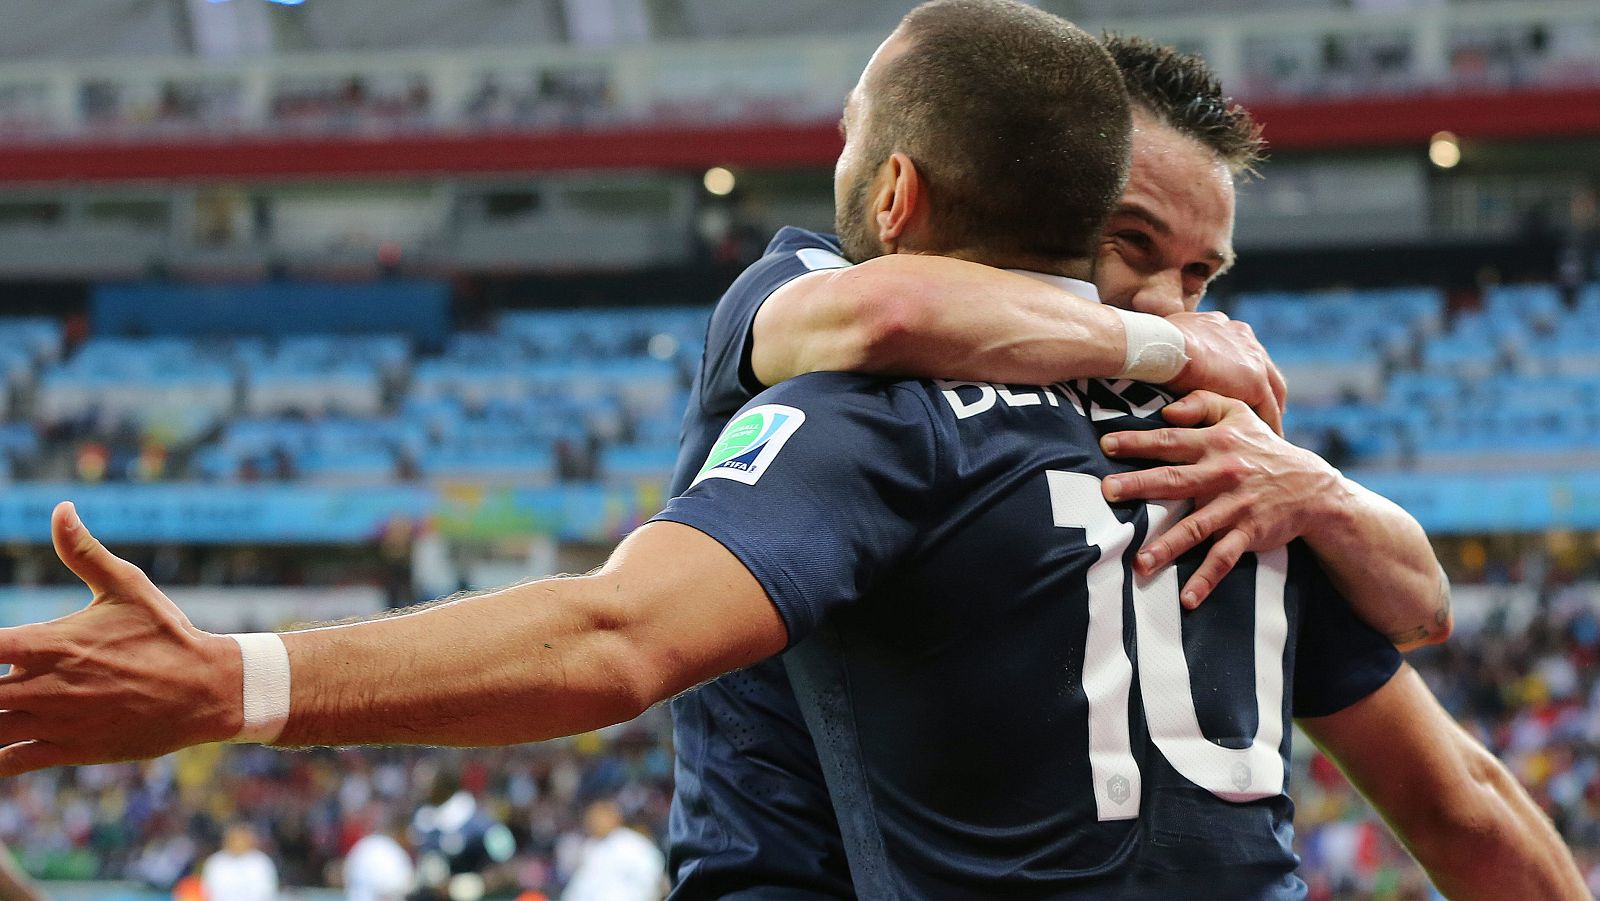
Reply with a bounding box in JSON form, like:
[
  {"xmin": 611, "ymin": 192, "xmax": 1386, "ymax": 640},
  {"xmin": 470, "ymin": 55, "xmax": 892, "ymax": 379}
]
[
  {"xmin": 1432, "ymin": 566, "xmax": 1453, "ymax": 629},
  {"xmin": 1387, "ymin": 623, "xmax": 1431, "ymax": 645},
  {"xmin": 1385, "ymin": 565, "xmax": 1453, "ymax": 646}
]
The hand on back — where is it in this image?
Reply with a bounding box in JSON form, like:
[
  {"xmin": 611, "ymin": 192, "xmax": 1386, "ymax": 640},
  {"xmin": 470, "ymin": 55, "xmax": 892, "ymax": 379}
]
[
  {"xmin": 1164, "ymin": 311, "xmax": 1286, "ymax": 434},
  {"xmin": 1099, "ymin": 390, "xmax": 1341, "ymax": 608}
]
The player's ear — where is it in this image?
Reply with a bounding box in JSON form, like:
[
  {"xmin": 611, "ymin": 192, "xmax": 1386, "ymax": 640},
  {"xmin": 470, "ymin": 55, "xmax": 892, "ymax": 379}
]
[{"xmin": 876, "ymin": 151, "xmax": 922, "ymax": 248}]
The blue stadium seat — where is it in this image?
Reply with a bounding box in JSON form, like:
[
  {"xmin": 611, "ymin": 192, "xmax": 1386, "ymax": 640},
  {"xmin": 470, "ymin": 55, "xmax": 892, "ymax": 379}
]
[{"xmin": 599, "ymin": 443, "xmax": 679, "ymax": 485}]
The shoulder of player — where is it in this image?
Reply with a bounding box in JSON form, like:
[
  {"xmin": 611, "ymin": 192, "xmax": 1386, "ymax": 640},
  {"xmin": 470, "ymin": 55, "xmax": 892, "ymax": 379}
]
[
  {"xmin": 737, "ymin": 374, "xmax": 945, "ymax": 440},
  {"xmin": 750, "ymin": 371, "xmax": 933, "ymax": 410},
  {"xmin": 712, "ymin": 228, "xmax": 847, "ymax": 311},
  {"xmin": 766, "ymin": 225, "xmax": 843, "ymax": 256}
]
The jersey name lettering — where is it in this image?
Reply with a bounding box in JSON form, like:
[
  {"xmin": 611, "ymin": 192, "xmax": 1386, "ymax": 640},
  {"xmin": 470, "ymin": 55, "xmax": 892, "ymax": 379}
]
[{"xmin": 936, "ymin": 379, "xmax": 1174, "ymax": 422}]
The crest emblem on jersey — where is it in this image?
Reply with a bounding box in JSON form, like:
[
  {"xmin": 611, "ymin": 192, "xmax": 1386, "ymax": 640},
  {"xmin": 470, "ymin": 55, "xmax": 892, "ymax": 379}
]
[
  {"xmin": 694, "ymin": 404, "xmax": 807, "ymax": 486},
  {"xmin": 1231, "ymin": 762, "xmax": 1252, "ymax": 792},
  {"xmin": 1106, "ymin": 774, "xmax": 1131, "ymax": 805}
]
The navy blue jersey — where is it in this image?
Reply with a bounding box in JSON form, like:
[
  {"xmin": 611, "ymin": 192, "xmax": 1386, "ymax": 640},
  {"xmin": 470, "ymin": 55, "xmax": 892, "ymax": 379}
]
[
  {"xmin": 655, "ymin": 372, "xmax": 1402, "ymax": 900},
  {"xmin": 665, "ymin": 227, "xmax": 1399, "ymax": 898},
  {"xmin": 664, "ymin": 228, "xmax": 857, "ymax": 900},
  {"xmin": 670, "ymin": 227, "xmax": 851, "ymax": 496}
]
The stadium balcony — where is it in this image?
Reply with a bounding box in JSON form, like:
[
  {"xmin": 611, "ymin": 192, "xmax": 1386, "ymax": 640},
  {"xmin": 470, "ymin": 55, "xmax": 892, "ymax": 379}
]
[{"xmin": 0, "ymin": 0, "xmax": 1592, "ymax": 188}]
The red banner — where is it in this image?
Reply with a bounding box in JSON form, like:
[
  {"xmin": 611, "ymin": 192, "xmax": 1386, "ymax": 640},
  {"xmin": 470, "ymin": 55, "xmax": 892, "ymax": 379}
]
[{"xmin": 0, "ymin": 86, "xmax": 1593, "ymax": 183}]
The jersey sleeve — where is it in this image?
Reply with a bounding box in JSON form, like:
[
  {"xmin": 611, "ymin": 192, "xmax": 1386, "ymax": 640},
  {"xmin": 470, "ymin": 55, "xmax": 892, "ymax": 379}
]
[
  {"xmin": 1290, "ymin": 543, "xmax": 1404, "ymax": 718},
  {"xmin": 652, "ymin": 372, "xmax": 945, "ymax": 647},
  {"xmin": 700, "ymin": 228, "xmax": 849, "ymax": 415}
]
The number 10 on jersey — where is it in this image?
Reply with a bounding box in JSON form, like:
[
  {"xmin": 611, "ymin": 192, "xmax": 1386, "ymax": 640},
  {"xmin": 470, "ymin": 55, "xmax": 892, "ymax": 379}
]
[{"xmin": 1047, "ymin": 470, "xmax": 1289, "ymax": 822}]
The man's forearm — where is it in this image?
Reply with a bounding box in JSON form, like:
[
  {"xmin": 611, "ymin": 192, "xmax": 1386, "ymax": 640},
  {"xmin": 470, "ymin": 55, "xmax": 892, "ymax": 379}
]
[
  {"xmin": 753, "ymin": 253, "xmax": 1286, "ymax": 426},
  {"xmin": 1304, "ymin": 667, "xmax": 1588, "ymax": 900},
  {"xmin": 1304, "ymin": 478, "xmax": 1451, "ymax": 650},
  {"xmin": 267, "ymin": 522, "xmax": 786, "ymax": 749},
  {"xmin": 0, "ymin": 847, "xmax": 45, "ymax": 901},
  {"xmin": 272, "ymin": 578, "xmax": 654, "ymax": 747},
  {"xmin": 752, "ymin": 254, "xmax": 1126, "ymax": 387},
  {"xmin": 0, "ymin": 513, "xmax": 784, "ymax": 774},
  {"xmin": 1412, "ymin": 740, "xmax": 1591, "ymax": 900}
]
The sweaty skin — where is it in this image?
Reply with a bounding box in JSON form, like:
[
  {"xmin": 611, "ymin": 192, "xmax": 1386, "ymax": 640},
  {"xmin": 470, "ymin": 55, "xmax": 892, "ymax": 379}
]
[{"xmin": 1096, "ymin": 111, "xmax": 1238, "ymax": 317}]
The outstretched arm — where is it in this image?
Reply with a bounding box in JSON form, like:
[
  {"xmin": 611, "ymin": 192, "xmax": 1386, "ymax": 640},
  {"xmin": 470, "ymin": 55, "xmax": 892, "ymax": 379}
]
[
  {"xmin": 1104, "ymin": 391, "xmax": 1450, "ymax": 650},
  {"xmin": 750, "ymin": 254, "xmax": 1287, "ymax": 430},
  {"xmin": 0, "ymin": 503, "xmax": 783, "ymax": 773},
  {"xmin": 1301, "ymin": 665, "xmax": 1587, "ymax": 899},
  {"xmin": 275, "ymin": 519, "xmax": 782, "ymax": 748}
]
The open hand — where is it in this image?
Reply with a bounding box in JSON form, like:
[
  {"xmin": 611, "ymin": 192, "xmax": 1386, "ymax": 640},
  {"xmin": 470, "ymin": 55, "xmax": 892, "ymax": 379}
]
[
  {"xmin": 0, "ymin": 502, "xmax": 240, "ymax": 776},
  {"xmin": 1165, "ymin": 312, "xmax": 1288, "ymax": 434},
  {"xmin": 1100, "ymin": 391, "xmax": 1343, "ymax": 609}
]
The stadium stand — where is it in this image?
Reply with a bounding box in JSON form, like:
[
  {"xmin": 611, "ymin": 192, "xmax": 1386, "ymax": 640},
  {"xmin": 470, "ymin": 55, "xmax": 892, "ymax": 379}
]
[
  {"xmin": 1297, "ymin": 582, "xmax": 1600, "ymax": 899},
  {"xmin": 0, "ymin": 581, "xmax": 1596, "ymax": 898},
  {"xmin": 0, "ymin": 305, "xmax": 699, "ymax": 517},
  {"xmin": 11, "ymin": 279, "xmax": 1600, "ymax": 492},
  {"xmin": 1240, "ymin": 282, "xmax": 1600, "ymax": 473}
]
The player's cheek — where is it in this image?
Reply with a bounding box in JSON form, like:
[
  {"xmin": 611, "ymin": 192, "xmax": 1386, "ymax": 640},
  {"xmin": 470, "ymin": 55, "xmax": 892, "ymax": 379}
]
[{"xmin": 1092, "ymin": 247, "xmax": 1140, "ymax": 311}]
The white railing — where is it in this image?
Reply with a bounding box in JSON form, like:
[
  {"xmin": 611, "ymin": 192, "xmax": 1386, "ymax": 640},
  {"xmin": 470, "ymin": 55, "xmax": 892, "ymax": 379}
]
[{"xmin": 0, "ymin": 0, "xmax": 1592, "ymax": 140}]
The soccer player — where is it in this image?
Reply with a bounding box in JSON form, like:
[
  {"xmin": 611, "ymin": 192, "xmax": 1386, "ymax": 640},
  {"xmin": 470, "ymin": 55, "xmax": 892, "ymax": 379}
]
[
  {"xmin": 664, "ymin": 19, "xmax": 1576, "ymax": 901},
  {"xmin": 661, "ymin": 31, "xmax": 1455, "ymax": 901}
]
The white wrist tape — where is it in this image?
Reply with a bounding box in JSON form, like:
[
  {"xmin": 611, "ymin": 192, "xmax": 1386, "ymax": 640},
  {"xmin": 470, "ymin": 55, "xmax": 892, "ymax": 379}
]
[
  {"xmin": 228, "ymin": 633, "xmax": 291, "ymax": 745},
  {"xmin": 1113, "ymin": 309, "xmax": 1190, "ymax": 383}
]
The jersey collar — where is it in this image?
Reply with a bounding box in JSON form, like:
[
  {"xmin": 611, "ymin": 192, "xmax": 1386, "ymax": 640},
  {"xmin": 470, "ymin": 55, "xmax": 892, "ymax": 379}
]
[{"xmin": 1006, "ymin": 269, "xmax": 1101, "ymax": 304}]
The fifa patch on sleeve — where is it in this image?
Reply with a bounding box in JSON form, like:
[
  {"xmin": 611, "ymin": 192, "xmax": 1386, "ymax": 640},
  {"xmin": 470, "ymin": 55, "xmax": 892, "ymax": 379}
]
[{"xmin": 694, "ymin": 404, "xmax": 806, "ymax": 486}]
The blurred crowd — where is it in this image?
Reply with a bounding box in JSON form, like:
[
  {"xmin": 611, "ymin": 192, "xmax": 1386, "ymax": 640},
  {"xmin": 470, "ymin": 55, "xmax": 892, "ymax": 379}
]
[{"xmin": 0, "ymin": 713, "xmax": 673, "ymax": 900}]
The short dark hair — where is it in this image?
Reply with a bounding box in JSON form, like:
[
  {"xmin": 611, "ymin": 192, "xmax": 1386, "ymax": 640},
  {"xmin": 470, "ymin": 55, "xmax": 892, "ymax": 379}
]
[
  {"xmin": 864, "ymin": 0, "xmax": 1131, "ymax": 263},
  {"xmin": 1103, "ymin": 33, "xmax": 1267, "ymax": 176}
]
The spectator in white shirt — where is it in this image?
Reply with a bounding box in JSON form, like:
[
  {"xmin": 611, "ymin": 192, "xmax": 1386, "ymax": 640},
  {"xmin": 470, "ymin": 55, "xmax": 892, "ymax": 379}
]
[
  {"xmin": 201, "ymin": 824, "xmax": 278, "ymax": 901},
  {"xmin": 560, "ymin": 801, "xmax": 665, "ymax": 901},
  {"xmin": 343, "ymin": 816, "xmax": 414, "ymax": 901}
]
